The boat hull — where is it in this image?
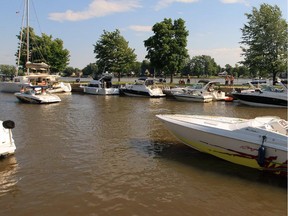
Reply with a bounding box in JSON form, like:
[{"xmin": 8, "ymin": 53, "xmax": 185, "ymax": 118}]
[
  {"xmin": 83, "ymin": 87, "xmax": 119, "ymax": 95},
  {"xmin": 174, "ymin": 94, "xmax": 213, "ymax": 102},
  {"xmin": 232, "ymin": 92, "xmax": 287, "ymax": 108},
  {"xmin": 121, "ymin": 88, "xmax": 165, "ymax": 98},
  {"xmin": 156, "ymin": 115, "xmax": 288, "ymax": 175},
  {"xmin": 15, "ymin": 93, "xmax": 61, "ymax": 104},
  {"xmin": 0, "ymin": 82, "xmax": 30, "ymax": 93}
]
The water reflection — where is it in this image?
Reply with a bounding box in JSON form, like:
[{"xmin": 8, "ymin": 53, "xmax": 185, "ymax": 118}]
[{"xmin": 0, "ymin": 156, "xmax": 19, "ymax": 197}]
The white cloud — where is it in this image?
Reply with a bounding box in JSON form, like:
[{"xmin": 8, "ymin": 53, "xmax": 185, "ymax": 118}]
[
  {"xmin": 190, "ymin": 47, "xmax": 244, "ymax": 66},
  {"xmin": 155, "ymin": 0, "xmax": 199, "ymax": 11},
  {"xmin": 220, "ymin": 0, "xmax": 249, "ymax": 6},
  {"xmin": 128, "ymin": 25, "xmax": 152, "ymax": 32},
  {"xmin": 49, "ymin": 0, "xmax": 141, "ymax": 22}
]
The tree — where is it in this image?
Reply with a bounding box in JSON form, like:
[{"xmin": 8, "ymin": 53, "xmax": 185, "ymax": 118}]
[
  {"xmin": 140, "ymin": 60, "xmax": 153, "ymax": 77},
  {"xmin": 188, "ymin": 55, "xmax": 219, "ymax": 77},
  {"xmin": 82, "ymin": 63, "xmax": 98, "ymax": 78},
  {"xmin": 144, "ymin": 18, "xmax": 189, "ymax": 83},
  {"xmin": 129, "ymin": 61, "xmax": 141, "ymax": 77},
  {"xmin": 240, "ymin": 4, "xmax": 288, "ymax": 83},
  {"xmin": 62, "ymin": 67, "xmax": 75, "ymax": 77},
  {"xmin": 93, "ymin": 29, "xmax": 137, "ymax": 82},
  {"xmin": 16, "ymin": 27, "xmax": 70, "ymax": 73},
  {"xmin": 0, "ymin": 65, "xmax": 16, "ymax": 76}
]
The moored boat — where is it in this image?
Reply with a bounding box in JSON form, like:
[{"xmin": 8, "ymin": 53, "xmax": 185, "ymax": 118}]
[
  {"xmin": 171, "ymin": 80, "xmax": 228, "ymax": 102},
  {"xmin": 120, "ymin": 77, "xmax": 165, "ymax": 98},
  {"xmin": 0, "ymin": 120, "xmax": 16, "ymax": 157},
  {"xmin": 156, "ymin": 114, "xmax": 288, "ymax": 175},
  {"xmin": 15, "ymin": 86, "xmax": 61, "ymax": 104},
  {"xmin": 232, "ymin": 81, "xmax": 287, "ymax": 108},
  {"xmin": 81, "ymin": 73, "xmax": 119, "ymax": 95}
]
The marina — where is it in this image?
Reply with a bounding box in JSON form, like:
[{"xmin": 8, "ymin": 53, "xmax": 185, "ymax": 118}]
[{"xmin": 0, "ymin": 90, "xmax": 287, "ymax": 216}]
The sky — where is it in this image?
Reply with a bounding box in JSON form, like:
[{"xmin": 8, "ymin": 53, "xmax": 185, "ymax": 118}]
[{"xmin": 0, "ymin": 0, "xmax": 287, "ymax": 69}]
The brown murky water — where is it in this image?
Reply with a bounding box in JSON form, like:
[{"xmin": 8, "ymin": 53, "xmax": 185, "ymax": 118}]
[{"xmin": 0, "ymin": 92, "xmax": 287, "ymax": 216}]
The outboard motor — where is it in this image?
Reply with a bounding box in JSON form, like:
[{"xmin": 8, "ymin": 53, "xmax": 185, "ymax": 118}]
[{"xmin": 257, "ymin": 136, "xmax": 266, "ymax": 167}]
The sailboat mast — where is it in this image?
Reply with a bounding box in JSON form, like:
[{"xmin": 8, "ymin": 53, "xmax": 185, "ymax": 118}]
[{"xmin": 26, "ymin": 0, "xmax": 30, "ymax": 75}]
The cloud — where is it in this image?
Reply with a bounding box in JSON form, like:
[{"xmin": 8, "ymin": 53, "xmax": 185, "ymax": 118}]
[
  {"xmin": 190, "ymin": 47, "xmax": 244, "ymax": 66},
  {"xmin": 220, "ymin": 0, "xmax": 249, "ymax": 6},
  {"xmin": 128, "ymin": 25, "xmax": 152, "ymax": 32},
  {"xmin": 49, "ymin": 0, "xmax": 141, "ymax": 22},
  {"xmin": 155, "ymin": 0, "xmax": 199, "ymax": 11}
]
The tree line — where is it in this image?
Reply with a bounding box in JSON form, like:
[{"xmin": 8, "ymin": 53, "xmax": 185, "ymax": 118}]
[{"xmin": 1, "ymin": 3, "xmax": 287, "ymax": 83}]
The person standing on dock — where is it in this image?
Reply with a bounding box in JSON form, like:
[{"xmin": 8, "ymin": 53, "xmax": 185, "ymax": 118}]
[
  {"xmin": 230, "ymin": 75, "xmax": 234, "ymax": 86},
  {"xmin": 225, "ymin": 75, "xmax": 230, "ymax": 86}
]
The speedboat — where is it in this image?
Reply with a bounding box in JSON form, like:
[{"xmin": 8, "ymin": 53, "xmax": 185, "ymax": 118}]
[
  {"xmin": 81, "ymin": 73, "xmax": 119, "ymax": 95},
  {"xmin": 121, "ymin": 77, "xmax": 165, "ymax": 98},
  {"xmin": 173, "ymin": 89, "xmax": 213, "ymax": 102},
  {"xmin": 172, "ymin": 80, "xmax": 228, "ymax": 102},
  {"xmin": 232, "ymin": 81, "xmax": 287, "ymax": 108},
  {"xmin": 15, "ymin": 86, "xmax": 61, "ymax": 104},
  {"xmin": 0, "ymin": 120, "xmax": 16, "ymax": 157},
  {"xmin": 156, "ymin": 114, "xmax": 288, "ymax": 175}
]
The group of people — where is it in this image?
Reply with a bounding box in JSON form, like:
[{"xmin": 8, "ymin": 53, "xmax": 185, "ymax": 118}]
[{"xmin": 225, "ymin": 75, "xmax": 234, "ymax": 86}]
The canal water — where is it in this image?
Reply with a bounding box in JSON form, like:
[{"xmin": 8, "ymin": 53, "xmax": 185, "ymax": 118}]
[{"xmin": 0, "ymin": 92, "xmax": 287, "ymax": 216}]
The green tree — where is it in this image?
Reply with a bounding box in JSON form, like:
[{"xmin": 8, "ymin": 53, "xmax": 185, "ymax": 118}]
[
  {"xmin": 188, "ymin": 55, "xmax": 219, "ymax": 77},
  {"xmin": 93, "ymin": 29, "xmax": 137, "ymax": 82},
  {"xmin": 140, "ymin": 60, "xmax": 153, "ymax": 77},
  {"xmin": 144, "ymin": 18, "xmax": 189, "ymax": 83},
  {"xmin": 225, "ymin": 64, "xmax": 233, "ymax": 75},
  {"xmin": 129, "ymin": 61, "xmax": 141, "ymax": 77},
  {"xmin": 82, "ymin": 63, "xmax": 98, "ymax": 78},
  {"xmin": 62, "ymin": 67, "xmax": 75, "ymax": 77},
  {"xmin": 240, "ymin": 4, "xmax": 288, "ymax": 83},
  {"xmin": 16, "ymin": 27, "xmax": 70, "ymax": 73},
  {"xmin": 0, "ymin": 65, "xmax": 16, "ymax": 76}
]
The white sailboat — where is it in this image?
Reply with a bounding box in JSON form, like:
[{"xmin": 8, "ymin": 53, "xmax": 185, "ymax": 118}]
[{"xmin": 0, "ymin": 0, "xmax": 71, "ymax": 94}]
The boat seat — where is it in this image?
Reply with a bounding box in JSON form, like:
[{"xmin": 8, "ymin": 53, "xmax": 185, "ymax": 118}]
[{"xmin": 269, "ymin": 119, "xmax": 288, "ymax": 135}]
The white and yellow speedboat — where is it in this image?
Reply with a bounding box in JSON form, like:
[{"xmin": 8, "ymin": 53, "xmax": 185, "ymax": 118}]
[{"xmin": 156, "ymin": 114, "xmax": 288, "ymax": 175}]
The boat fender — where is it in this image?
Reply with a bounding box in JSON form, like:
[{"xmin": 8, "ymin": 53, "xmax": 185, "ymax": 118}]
[
  {"xmin": 257, "ymin": 135, "xmax": 266, "ymax": 167},
  {"xmin": 2, "ymin": 120, "xmax": 15, "ymax": 129}
]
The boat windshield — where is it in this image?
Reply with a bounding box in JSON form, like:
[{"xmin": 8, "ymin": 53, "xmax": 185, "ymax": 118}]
[{"xmin": 261, "ymin": 85, "xmax": 284, "ymax": 92}]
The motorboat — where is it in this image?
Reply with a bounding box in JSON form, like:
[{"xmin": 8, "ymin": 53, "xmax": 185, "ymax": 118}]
[
  {"xmin": 171, "ymin": 80, "xmax": 212, "ymax": 102},
  {"xmin": 81, "ymin": 73, "xmax": 119, "ymax": 95},
  {"xmin": 0, "ymin": 120, "xmax": 16, "ymax": 157},
  {"xmin": 15, "ymin": 86, "xmax": 61, "ymax": 104},
  {"xmin": 171, "ymin": 80, "xmax": 229, "ymax": 102},
  {"xmin": 0, "ymin": 73, "xmax": 71, "ymax": 94},
  {"xmin": 163, "ymin": 82, "xmax": 204, "ymax": 97},
  {"xmin": 232, "ymin": 81, "xmax": 287, "ymax": 108},
  {"xmin": 156, "ymin": 114, "xmax": 288, "ymax": 175},
  {"xmin": 172, "ymin": 89, "xmax": 213, "ymax": 102},
  {"xmin": 46, "ymin": 80, "xmax": 72, "ymax": 94},
  {"xmin": 120, "ymin": 77, "xmax": 165, "ymax": 97}
]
